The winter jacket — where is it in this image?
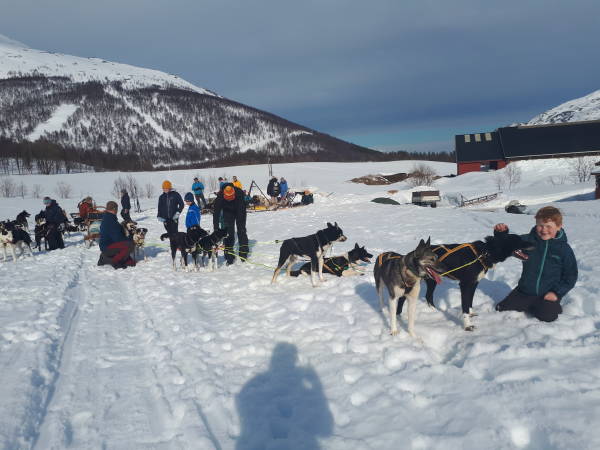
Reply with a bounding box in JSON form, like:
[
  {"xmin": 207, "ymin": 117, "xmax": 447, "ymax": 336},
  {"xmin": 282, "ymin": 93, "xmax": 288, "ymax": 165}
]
[
  {"xmin": 279, "ymin": 180, "xmax": 288, "ymax": 197},
  {"xmin": 233, "ymin": 179, "xmax": 243, "ymax": 189},
  {"xmin": 45, "ymin": 200, "xmax": 67, "ymax": 225},
  {"xmin": 121, "ymin": 193, "xmax": 131, "ymax": 211},
  {"xmin": 185, "ymin": 203, "xmax": 201, "ymax": 229},
  {"xmin": 157, "ymin": 190, "xmax": 184, "ymax": 221},
  {"xmin": 514, "ymin": 227, "xmax": 578, "ymax": 299},
  {"xmin": 212, "ymin": 184, "xmax": 246, "ymax": 229},
  {"xmin": 267, "ymin": 178, "xmax": 280, "ymax": 197},
  {"xmin": 192, "ymin": 181, "xmax": 205, "ymax": 194},
  {"xmin": 99, "ymin": 212, "xmax": 129, "ymax": 252}
]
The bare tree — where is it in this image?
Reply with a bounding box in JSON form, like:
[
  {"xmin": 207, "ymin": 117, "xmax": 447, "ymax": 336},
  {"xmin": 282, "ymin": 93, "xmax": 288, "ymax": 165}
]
[
  {"xmin": 504, "ymin": 163, "xmax": 522, "ymax": 189},
  {"xmin": 144, "ymin": 183, "xmax": 156, "ymax": 199},
  {"xmin": 493, "ymin": 172, "xmax": 506, "ymax": 192},
  {"xmin": 407, "ymin": 163, "xmax": 437, "ymax": 187},
  {"xmin": 32, "ymin": 184, "xmax": 42, "ymax": 198},
  {"xmin": 112, "ymin": 176, "xmax": 128, "ymax": 198},
  {"xmin": 17, "ymin": 181, "xmax": 27, "ymax": 198},
  {"xmin": 568, "ymin": 157, "xmax": 595, "ymax": 183},
  {"xmin": 55, "ymin": 181, "xmax": 73, "ymax": 199},
  {"xmin": 548, "ymin": 174, "xmax": 568, "ymax": 186},
  {"xmin": 0, "ymin": 177, "xmax": 16, "ymax": 197}
]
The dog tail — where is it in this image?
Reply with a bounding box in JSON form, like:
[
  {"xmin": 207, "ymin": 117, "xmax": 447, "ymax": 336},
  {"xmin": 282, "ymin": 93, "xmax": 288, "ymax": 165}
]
[{"xmin": 160, "ymin": 233, "xmax": 170, "ymax": 241}]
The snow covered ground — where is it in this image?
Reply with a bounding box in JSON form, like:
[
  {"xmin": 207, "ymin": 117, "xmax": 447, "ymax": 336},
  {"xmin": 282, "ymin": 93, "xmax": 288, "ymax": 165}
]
[{"xmin": 1, "ymin": 160, "xmax": 599, "ymax": 449}]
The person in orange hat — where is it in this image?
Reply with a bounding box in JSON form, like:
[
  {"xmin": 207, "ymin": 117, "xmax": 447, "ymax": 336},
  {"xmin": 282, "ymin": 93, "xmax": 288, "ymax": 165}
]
[
  {"xmin": 212, "ymin": 183, "xmax": 249, "ymax": 265},
  {"xmin": 157, "ymin": 180, "xmax": 184, "ymax": 235}
]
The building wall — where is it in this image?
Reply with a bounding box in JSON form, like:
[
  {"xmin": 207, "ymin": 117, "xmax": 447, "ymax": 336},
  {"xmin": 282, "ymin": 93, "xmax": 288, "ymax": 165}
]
[{"xmin": 457, "ymin": 160, "xmax": 507, "ymax": 175}]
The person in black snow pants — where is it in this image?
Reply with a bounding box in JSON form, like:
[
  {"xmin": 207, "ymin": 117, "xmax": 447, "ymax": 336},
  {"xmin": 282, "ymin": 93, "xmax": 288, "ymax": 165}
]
[
  {"xmin": 43, "ymin": 196, "xmax": 67, "ymax": 250},
  {"xmin": 157, "ymin": 180, "xmax": 184, "ymax": 235},
  {"xmin": 120, "ymin": 189, "xmax": 133, "ymax": 222},
  {"xmin": 212, "ymin": 183, "xmax": 249, "ymax": 265}
]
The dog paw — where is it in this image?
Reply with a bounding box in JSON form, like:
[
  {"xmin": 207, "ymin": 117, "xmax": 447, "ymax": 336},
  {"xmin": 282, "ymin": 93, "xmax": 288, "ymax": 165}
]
[
  {"xmin": 390, "ymin": 329, "xmax": 399, "ymax": 336},
  {"xmin": 464, "ymin": 325, "xmax": 476, "ymax": 332}
]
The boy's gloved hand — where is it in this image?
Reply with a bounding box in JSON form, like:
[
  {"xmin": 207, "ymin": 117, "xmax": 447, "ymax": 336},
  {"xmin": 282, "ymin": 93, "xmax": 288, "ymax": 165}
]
[{"xmin": 173, "ymin": 212, "xmax": 181, "ymax": 220}]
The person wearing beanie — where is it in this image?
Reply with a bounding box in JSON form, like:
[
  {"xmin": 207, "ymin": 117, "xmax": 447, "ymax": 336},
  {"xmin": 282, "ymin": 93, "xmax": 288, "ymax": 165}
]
[
  {"xmin": 44, "ymin": 196, "xmax": 67, "ymax": 250},
  {"xmin": 267, "ymin": 176, "xmax": 280, "ymax": 205},
  {"xmin": 184, "ymin": 192, "xmax": 202, "ymax": 229},
  {"xmin": 212, "ymin": 183, "xmax": 249, "ymax": 265},
  {"xmin": 157, "ymin": 180, "xmax": 184, "ymax": 235},
  {"xmin": 98, "ymin": 201, "xmax": 135, "ymax": 269},
  {"xmin": 232, "ymin": 176, "xmax": 242, "ymax": 189}
]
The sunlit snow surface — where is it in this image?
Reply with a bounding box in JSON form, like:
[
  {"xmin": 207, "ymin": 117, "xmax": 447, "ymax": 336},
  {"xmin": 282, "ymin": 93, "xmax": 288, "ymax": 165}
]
[{"xmin": 1, "ymin": 160, "xmax": 599, "ymax": 449}]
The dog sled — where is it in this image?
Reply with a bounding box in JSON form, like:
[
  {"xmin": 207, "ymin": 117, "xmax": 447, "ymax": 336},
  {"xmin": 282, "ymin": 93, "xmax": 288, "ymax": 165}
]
[{"xmin": 82, "ymin": 207, "xmax": 105, "ymax": 248}]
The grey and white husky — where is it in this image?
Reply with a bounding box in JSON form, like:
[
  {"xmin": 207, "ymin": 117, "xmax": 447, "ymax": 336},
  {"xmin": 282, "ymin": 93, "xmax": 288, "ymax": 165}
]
[{"xmin": 374, "ymin": 238, "xmax": 444, "ymax": 338}]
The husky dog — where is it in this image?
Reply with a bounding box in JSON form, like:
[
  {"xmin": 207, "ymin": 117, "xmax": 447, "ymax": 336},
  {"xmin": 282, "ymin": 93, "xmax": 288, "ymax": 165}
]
[
  {"xmin": 33, "ymin": 217, "xmax": 48, "ymax": 251},
  {"xmin": 196, "ymin": 228, "xmax": 229, "ymax": 270},
  {"xmin": 0, "ymin": 224, "xmax": 34, "ymax": 262},
  {"xmin": 290, "ymin": 243, "xmax": 372, "ymax": 277},
  {"xmin": 374, "ymin": 238, "xmax": 444, "ymax": 338},
  {"xmin": 121, "ymin": 220, "xmax": 148, "ymax": 262},
  {"xmin": 272, "ymin": 222, "xmax": 347, "ymax": 287},
  {"xmin": 161, "ymin": 225, "xmax": 209, "ymax": 271},
  {"xmin": 425, "ymin": 231, "xmax": 534, "ymax": 331},
  {"xmin": 16, "ymin": 210, "xmax": 30, "ymax": 231}
]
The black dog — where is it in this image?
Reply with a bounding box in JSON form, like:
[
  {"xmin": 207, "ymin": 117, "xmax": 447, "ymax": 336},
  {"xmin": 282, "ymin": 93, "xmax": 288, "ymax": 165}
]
[
  {"xmin": 272, "ymin": 222, "xmax": 347, "ymax": 287},
  {"xmin": 290, "ymin": 243, "xmax": 372, "ymax": 277},
  {"xmin": 425, "ymin": 231, "xmax": 534, "ymax": 331},
  {"xmin": 196, "ymin": 228, "xmax": 229, "ymax": 270},
  {"xmin": 161, "ymin": 225, "xmax": 209, "ymax": 271},
  {"xmin": 16, "ymin": 210, "xmax": 30, "ymax": 231}
]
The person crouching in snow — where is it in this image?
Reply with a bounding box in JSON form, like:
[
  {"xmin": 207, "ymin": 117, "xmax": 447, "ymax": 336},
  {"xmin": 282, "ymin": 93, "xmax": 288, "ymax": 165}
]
[
  {"xmin": 98, "ymin": 201, "xmax": 135, "ymax": 269},
  {"xmin": 494, "ymin": 206, "xmax": 578, "ymax": 322},
  {"xmin": 184, "ymin": 192, "xmax": 201, "ymax": 230}
]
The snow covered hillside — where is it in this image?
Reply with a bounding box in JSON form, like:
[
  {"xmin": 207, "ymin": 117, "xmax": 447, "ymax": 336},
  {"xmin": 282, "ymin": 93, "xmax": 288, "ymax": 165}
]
[
  {"xmin": 528, "ymin": 88, "xmax": 600, "ymax": 125},
  {"xmin": 0, "ymin": 33, "xmax": 378, "ymax": 168},
  {"xmin": 1, "ymin": 160, "xmax": 599, "ymax": 449}
]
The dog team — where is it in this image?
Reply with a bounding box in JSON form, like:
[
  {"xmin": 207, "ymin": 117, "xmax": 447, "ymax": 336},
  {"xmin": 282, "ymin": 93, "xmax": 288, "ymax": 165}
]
[{"xmin": 2, "ymin": 176, "xmax": 577, "ymax": 339}]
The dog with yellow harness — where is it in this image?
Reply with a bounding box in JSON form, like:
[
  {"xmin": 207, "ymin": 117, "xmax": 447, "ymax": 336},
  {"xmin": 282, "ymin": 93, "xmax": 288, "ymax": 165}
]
[{"xmin": 425, "ymin": 231, "xmax": 534, "ymax": 331}]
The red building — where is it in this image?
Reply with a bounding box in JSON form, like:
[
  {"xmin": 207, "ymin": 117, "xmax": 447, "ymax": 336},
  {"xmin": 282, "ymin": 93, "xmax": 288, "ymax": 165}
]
[{"xmin": 455, "ymin": 120, "xmax": 600, "ymax": 175}]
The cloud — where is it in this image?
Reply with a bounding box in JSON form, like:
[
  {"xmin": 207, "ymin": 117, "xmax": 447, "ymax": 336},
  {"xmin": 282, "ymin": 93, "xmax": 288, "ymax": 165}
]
[{"xmin": 1, "ymin": 0, "xmax": 599, "ymax": 147}]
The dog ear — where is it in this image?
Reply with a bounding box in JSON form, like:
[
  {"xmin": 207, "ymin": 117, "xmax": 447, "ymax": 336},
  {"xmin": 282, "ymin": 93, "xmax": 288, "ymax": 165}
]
[
  {"xmin": 426, "ymin": 236, "xmax": 431, "ymax": 246},
  {"xmin": 354, "ymin": 243, "xmax": 359, "ymax": 249},
  {"xmin": 327, "ymin": 222, "xmax": 332, "ymax": 227},
  {"xmin": 334, "ymin": 222, "xmax": 338, "ymax": 228},
  {"xmin": 418, "ymin": 238, "xmax": 425, "ymax": 248}
]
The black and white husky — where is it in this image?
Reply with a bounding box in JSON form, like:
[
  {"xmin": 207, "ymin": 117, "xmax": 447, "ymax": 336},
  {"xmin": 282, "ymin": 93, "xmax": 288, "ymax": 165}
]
[
  {"xmin": 271, "ymin": 222, "xmax": 347, "ymax": 287},
  {"xmin": 373, "ymin": 238, "xmax": 444, "ymax": 338},
  {"xmin": 16, "ymin": 210, "xmax": 30, "ymax": 231},
  {"xmin": 122, "ymin": 220, "xmax": 148, "ymax": 262},
  {"xmin": 290, "ymin": 243, "xmax": 372, "ymax": 277},
  {"xmin": 0, "ymin": 225, "xmax": 34, "ymax": 262}
]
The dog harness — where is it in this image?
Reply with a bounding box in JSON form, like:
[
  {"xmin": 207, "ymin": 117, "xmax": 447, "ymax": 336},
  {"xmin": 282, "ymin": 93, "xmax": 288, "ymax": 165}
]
[
  {"xmin": 432, "ymin": 243, "xmax": 490, "ymax": 277},
  {"xmin": 377, "ymin": 252, "xmax": 417, "ymax": 288}
]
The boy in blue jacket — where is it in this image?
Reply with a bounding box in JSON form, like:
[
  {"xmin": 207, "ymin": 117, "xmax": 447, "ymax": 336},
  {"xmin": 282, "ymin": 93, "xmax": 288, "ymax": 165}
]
[
  {"xmin": 494, "ymin": 206, "xmax": 578, "ymax": 322},
  {"xmin": 184, "ymin": 192, "xmax": 201, "ymax": 229}
]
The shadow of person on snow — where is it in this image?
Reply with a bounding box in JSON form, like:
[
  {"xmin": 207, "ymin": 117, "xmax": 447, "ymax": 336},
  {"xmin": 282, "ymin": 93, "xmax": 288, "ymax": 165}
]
[{"xmin": 235, "ymin": 342, "xmax": 333, "ymax": 450}]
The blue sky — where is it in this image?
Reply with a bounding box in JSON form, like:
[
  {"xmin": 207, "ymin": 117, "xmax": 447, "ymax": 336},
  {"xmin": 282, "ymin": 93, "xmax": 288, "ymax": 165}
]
[{"xmin": 1, "ymin": 0, "xmax": 599, "ymax": 153}]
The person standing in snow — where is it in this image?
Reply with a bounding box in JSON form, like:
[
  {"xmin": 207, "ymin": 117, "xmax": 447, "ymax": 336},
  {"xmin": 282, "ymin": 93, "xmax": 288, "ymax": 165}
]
[
  {"xmin": 98, "ymin": 201, "xmax": 135, "ymax": 269},
  {"xmin": 184, "ymin": 192, "xmax": 202, "ymax": 230},
  {"xmin": 494, "ymin": 206, "xmax": 578, "ymax": 322},
  {"xmin": 212, "ymin": 183, "xmax": 248, "ymax": 265},
  {"xmin": 43, "ymin": 196, "xmax": 67, "ymax": 250},
  {"xmin": 278, "ymin": 177, "xmax": 288, "ymax": 204},
  {"xmin": 120, "ymin": 189, "xmax": 132, "ymax": 222},
  {"xmin": 232, "ymin": 175, "xmax": 243, "ymax": 189},
  {"xmin": 266, "ymin": 176, "xmax": 280, "ymax": 205},
  {"xmin": 191, "ymin": 177, "xmax": 207, "ymax": 208},
  {"xmin": 157, "ymin": 180, "xmax": 184, "ymax": 235}
]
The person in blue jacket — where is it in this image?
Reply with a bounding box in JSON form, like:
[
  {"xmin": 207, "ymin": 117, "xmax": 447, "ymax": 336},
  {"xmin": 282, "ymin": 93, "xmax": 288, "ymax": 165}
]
[
  {"xmin": 184, "ymin": 192, "xmax": 201, "ymax": 229},
  {"xmin": 191, "ymin": 177, "xmax": 207, "ymax": 208},
  {"xmin": 157, "ymin": 180, "xmax": 184, "ymax": 236},
  {"xmin": 278, "ymin": 177, "xmax": 288, "ymax": 204},
  {"xmin": 98, "ymin": 201, "xmax": 135, "ymax": 269},
  {"xmin": 494, "ymin": 206, "xmax": 578, "ymax": 322}
]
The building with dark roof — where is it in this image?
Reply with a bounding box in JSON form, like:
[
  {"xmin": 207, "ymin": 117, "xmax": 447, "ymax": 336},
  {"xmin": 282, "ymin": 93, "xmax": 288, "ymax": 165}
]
[{"xmin": 455, "ymin": 120, "xmax": 600, "ymax": 175}]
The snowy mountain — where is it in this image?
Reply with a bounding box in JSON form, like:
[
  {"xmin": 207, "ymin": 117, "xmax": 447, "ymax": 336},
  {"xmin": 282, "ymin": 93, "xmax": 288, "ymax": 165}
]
[
  {"xmin": 527, "ymin": 88, "xmax": 600, "ymax": 125},
  {"xmin": 0, "ymin": 34, "xmax": 379, "ymax": 168}
]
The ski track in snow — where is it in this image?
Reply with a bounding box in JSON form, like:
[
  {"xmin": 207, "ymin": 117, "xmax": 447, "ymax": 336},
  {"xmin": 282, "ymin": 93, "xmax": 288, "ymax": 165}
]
[{"xmin": 1, "ymin": 161, "xmax": 600, "ymax": 449}]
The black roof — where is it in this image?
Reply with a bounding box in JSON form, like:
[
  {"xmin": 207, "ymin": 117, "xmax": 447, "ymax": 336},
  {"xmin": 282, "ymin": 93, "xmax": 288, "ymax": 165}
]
[
  {"xmin": 456, "ymin": 120, "xmax": 600, "ymax": 163},
  {"xmin": 454, "ymin": 131, "xmax": 503, "ymax": 163}
]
